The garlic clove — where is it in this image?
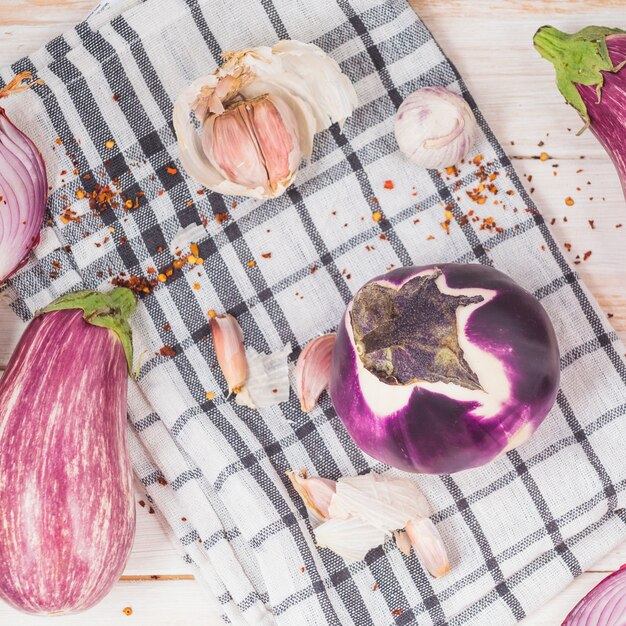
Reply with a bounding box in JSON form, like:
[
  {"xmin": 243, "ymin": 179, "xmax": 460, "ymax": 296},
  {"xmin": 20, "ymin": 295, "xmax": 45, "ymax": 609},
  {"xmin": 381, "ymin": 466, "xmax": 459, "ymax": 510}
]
[
  {"xmin": 314, "ymin": 516, "xmax": 388, "ymax": 562},
  {"xmin": 405, "ymin": 517, "xmax": 451, "ymax": 578},
  {"xmin": 209, "ymin": 313, "xmax": 248, "ymax": 395},
  {"xmin": 296, "ymin": 334, "xmax": 336, "ymax": 412},
  {"xmin": 393, "ymin": 529, "xmax": 412, "ymax": 557},
  {"xmin": 328, "ymin": 472, "xmax": 431, "ymax": 532},
  {"xmin": 235, "ymin": 343, "xmax": 291, "ymax": 409},
  {"xmin": 287, "ymin": 470, "xmax": 337, "ymax": 522}
]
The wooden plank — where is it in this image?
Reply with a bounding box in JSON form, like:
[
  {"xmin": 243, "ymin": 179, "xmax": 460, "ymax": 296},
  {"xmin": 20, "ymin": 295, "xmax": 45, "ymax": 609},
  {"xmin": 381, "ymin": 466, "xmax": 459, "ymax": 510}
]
[{"xmin": 0, "ymin": 579, "xmax": 223, "ymax": 625}]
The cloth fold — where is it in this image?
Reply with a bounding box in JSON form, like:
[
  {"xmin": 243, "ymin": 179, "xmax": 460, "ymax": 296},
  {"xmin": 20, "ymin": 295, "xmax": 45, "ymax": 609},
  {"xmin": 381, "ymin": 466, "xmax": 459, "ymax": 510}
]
[{"xmin": 2, "ymin": 0, "xmax": 626, "ymax": 624}]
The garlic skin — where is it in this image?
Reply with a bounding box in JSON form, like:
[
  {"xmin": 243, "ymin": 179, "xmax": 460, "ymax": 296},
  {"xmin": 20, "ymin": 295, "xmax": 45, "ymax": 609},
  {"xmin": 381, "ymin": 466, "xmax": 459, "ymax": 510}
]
[
  {"xmin": 173, "ymin": 40, "xmax": 358, "ymax": 199},
  {"xmin": 394, "ymin": 87, "xmax": 478, "ymax": 169},
  {"xmin": 295, "ymin": 334, "xmax": 336, "ymax": 412},
  {"xmin": 288, "ymin": 470, "xmax": 451, "ymax": 576}
]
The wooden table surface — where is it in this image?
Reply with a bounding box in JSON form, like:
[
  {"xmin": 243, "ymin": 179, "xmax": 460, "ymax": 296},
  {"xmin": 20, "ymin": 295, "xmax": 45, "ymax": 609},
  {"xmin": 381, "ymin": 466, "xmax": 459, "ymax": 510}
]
[{"xmin": 1, "ymin": 0, "xmax": 625, "ymax": 624}]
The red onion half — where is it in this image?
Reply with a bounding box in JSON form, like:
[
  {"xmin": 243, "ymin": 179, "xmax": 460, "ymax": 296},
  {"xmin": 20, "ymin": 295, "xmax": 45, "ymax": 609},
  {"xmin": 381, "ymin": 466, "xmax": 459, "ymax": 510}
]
[
  {"xmin": 563, "ymin": 565, "xmax": 626, "ymax": 625},
  {"xmin": 0, "ymin": 72, "xmax": 47, "ymax": 282},
  {"xmin": 329, "ymin": 264, "xmax": 560, "ymax": 474}
]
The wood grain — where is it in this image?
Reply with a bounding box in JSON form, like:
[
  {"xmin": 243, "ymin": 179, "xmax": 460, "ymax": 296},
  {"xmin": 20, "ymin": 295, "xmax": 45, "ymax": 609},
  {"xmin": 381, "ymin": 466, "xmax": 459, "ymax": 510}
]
[{"xmin": 0, "ymin": 1, "xmax": 625, "ymax": 625}]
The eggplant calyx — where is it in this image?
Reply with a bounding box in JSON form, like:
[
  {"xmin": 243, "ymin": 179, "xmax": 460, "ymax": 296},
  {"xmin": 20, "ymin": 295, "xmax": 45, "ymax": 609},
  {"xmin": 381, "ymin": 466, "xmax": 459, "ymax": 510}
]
[
  {"xmin": 533, "ymin": 25, "xmax": 626, "ymax": 134},
  {"xmin": 38, "ymin": 288, "xmax": 137, "ymax": 373},
  {"xmin": 350, "ymin": 270, "xmax": 484, "ymax": 391}
]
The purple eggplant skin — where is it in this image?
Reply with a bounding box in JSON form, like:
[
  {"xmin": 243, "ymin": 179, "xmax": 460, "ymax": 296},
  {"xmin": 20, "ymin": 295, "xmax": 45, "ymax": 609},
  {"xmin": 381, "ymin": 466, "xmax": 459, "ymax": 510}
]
[
  {"xmin": 329, "ymin": 264, "xmax": 560, "ymax": 475},
  {"xmin": 534, "ymin": 26, "xmax": 626, "ymax": 201},
  {"xmin": 0, "ymin": 288, "xmax": 136, "ymax": 614}
]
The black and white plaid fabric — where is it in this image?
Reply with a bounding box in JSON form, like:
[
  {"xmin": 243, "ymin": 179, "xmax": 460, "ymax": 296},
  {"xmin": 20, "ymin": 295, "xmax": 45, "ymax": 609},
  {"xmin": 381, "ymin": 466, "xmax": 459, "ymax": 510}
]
[{"xmin": 3, "ymin": 0, "xmax": 626, "ymax": 623}]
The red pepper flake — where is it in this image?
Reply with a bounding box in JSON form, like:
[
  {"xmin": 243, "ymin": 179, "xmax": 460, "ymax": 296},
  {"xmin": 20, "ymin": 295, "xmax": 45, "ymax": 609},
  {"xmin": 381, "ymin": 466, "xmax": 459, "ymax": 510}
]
[
  {"xmin": 163, "ymin": 323, "xmax": 171, "ymax": 332},
  {"xmin": 215, "ymin": 212, "xmax": 230, "ymax": 224},
  {"xmin": 379, "ymin": 233, "xmax": 387, "ymax": 240},
  {"xmin": 472, "ymin": 154, "xmax": 483, "ymax": 166},
  {"xmin": 372, "ymin": 583, "xmax": 379, "ymax": 591},
  {"xmin": 159, "ymin": 346, "xmax": 176, "ymax": 357},
  {"xmin": 157, "ymin": 476, "xmax": 168, "ymax": 486},
  {"xmin": 588, "ymin": 219, "xmax": 595, "ymax": 229},
  {"xmin": 445, "ymin": 165, "xmax": 459, "ymax": 177},
  {"xmin": 310, "ymin": 265, "xmax": 318, "ymax": 273},
  {"xmin": 112, "ymin": 93, "xmax": 121, "ymax": 102},
  {"xmin": 138, "ymin": 500, "xmax": 145, "ymax": 507},
  {"xmin": 181, "ymin": 516, "xmax": 187, "ymax": 522},
  {"xmin": 550, "ymin": 218, "xmax": 556, "ymax": 225},
  {"xmin": 391, "ymin": 609, "xmax": 403, "ymax": 616},
  {"xmin": 261, "ymin": 252, "xmax": 272, "ymax": 259},
  {"xmin": 112, "ymin": 273, "xmax": 158, "ymax": 295},
  {"xmin": 383, "ymin": 180, "xmax": 394, "ymax": 189},
  {"xmin": 564, "ymin": 242, "xmax": 572, "ymax": 252},
  {"xmin": 166, "ymin": 166, "xmax": 178, "ymax": 175},
  {"xmin": 299, "ymin": 566, "xmax": 306, "ymax": 573},
  {"xmin": 583, "ymin": 250, "xmax": 592, "ymax": 261},
  {"xmin": 371, "ymin": 196, "xmax": 378, "ymax": 204},
  {"xmin": 426, "ymin": 235, "xmax": 435, "ymax": 241},
  {"xmin": 616, "ymin": 224, "xmax": 623, "ymax": 229}
]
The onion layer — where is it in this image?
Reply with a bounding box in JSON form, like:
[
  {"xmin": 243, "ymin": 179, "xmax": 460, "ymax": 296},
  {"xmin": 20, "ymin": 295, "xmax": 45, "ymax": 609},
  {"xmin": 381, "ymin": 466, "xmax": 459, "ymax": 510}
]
[{"xmin": 0, "ymin": 73, "xmax": 47, "ymax": 282}]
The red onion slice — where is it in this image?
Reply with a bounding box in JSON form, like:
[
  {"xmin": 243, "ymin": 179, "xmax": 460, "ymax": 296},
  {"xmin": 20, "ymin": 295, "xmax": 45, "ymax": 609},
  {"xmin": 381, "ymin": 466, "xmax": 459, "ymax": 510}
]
[
  {"xmin": 563, "ymin": 565, "xmax": 626, "ymax": 625},
  {"xmin": 0, "ymin": 72, "xmax": 47, "ymax": 282}
]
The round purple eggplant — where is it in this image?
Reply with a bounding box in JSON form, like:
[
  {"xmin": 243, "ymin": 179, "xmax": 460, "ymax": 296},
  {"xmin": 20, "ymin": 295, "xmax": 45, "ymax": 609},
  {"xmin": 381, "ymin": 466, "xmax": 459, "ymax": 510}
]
[
  {"xmin": 0, "ymin": 288, "xmax": 136, "ymax": 614},
  {"xmin": 329, "ymin": 264, "xmax": 560, "ymax": 474}
]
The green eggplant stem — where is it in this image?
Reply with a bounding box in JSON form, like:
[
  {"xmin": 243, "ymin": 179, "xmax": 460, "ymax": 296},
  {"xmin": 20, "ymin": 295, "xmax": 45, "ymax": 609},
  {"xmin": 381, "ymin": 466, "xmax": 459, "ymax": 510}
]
[
  {"xmin": 38, "ymin": 288, "xmax": 137, "ymax": 374},
  {"xmin": 533, "ymin": 25, "xmax": 626, "ymax": 134}
]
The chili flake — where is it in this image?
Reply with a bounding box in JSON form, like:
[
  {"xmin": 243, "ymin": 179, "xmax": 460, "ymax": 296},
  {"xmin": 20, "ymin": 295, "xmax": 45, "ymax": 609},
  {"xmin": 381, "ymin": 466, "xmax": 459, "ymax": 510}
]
[
  {"xmin": 261, "ymin": 252, "xmax": 272, "ymax": 259},
  {"xmin": 588, "ymin": 220, "xmax": 595, "ymax": 229},
  {"xmin": 383, "ymin": 180, "xmax": 394, "ymax": 189},
  {"xmin": 159, "ymin": 346, "xmax": 176, "ymax": 357},
  {"xmin": 215, "ymin": 212, "xmax": 230, "ymax": 224},
  {"xmin": 166, "ymin": 166, "xmax": 178, "ymax": 175},
  {"xmin": 583, "ymin": 250, "xmax": 592, "ymax": 261}
]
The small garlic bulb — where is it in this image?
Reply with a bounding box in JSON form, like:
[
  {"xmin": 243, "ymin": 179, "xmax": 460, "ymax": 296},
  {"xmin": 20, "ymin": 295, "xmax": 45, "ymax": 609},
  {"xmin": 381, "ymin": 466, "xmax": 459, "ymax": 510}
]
[{"xmin": 394, "ymin": 87, "xmax": 478, "ymax": 169}]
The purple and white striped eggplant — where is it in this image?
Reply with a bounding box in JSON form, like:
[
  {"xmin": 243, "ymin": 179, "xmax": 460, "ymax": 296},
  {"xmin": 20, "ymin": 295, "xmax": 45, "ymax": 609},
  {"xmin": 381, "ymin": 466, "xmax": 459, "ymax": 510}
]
[
  {"xmin": 0, "ymin": 288, "xmax": 136, "ymax": 615},
  {"xmin": 534, "ymin": 26, "xmax": 626, "ymax": 201},
  {"xmin": 329, "ymin": 264, "xmax": 560, "ymax": 475}
]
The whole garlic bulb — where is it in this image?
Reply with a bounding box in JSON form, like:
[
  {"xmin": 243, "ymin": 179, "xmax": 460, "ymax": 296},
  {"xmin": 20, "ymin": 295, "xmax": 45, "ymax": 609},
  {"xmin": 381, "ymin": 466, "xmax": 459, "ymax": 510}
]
[
  {"xmin": 174, "ymin": 40, "xmax": 358, "ymax": 199},
  {"xmin": 394, "ymin": 87, "xmax": 478, "ymax": 169}
]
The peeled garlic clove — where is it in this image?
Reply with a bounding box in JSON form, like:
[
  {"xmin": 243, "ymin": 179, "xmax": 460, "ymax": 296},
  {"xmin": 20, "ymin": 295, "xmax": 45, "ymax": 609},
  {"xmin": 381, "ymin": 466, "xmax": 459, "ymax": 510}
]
[
  {"xmin": 314, "ymin": 517, "xmax": 387, "ymax": 562},
  {"xmin": 296, "ymin": 334, "xmax": 336, "ymax": 412},
  {"xmin": 405, "ymin": 518, "xmax": 451, "ymax": 578},
  {"xmin": 209, "ymin": 313, "xmax": 248, "ymax": 395},
  {"xmin": 287, "ymin": 470, "xmax": 337, "ymax": 522},
  {"xmin": 393, "ymin": 529, "xmax": 412, "ymax": 557},
  {"xmin": 328, "ymin": 472, "xmax": 430, "ymax": 532},
  {"xmin": 394, "ymin": 86, "xmax": 478, "ymax": 169}
]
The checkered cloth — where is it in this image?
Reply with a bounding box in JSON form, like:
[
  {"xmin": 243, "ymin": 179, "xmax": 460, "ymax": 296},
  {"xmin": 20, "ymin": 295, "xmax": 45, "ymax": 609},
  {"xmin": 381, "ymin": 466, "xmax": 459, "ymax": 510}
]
[{"xmin": 3, "ymin": 0, "xmax": 626, "ymax": 623}]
